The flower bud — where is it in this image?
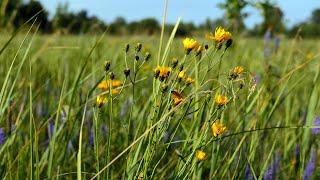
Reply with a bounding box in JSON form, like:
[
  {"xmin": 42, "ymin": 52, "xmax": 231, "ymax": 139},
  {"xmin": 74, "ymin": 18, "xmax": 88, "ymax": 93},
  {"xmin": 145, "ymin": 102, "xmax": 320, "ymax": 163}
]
[
  {"xmin": 104, "ymin": 61, "xmax": 111, "ymax": 72},
  {"xmin": 179, "ymin": 65, "xmax": 184, "ymax": 72},
  {"xmin": 225, "ymin": 39, "xmax": 233, "ymax": 50},
  {"xmin": 135, "ymin": 55, "xmax": 140, "ymax": 61},
  {"xmin": 135, "ymin": 43, "xmax": 142, "ymax": 52},
  {"xmin": 172, "ymin": 58, "xmax": 179, "ymax": 69},
  {"xmin": 161, "ymin": 84, "xmax": 168, "ymax": 93},
  {"xmin": 124, "ymin": 68, "xmax": 130, "ymax": 77},
  {"xmin": 125, "ymin": 43, "xmax": 130, "ymax": 53},
  {"xmin": 154, "ymin": 69, "xmax": 160, "ymax": 79},
  {"xmin": 144, "ymin": 52, "xmax": 151, "ymax": 61},
  {"xmin": 216, "ymin": 43, "xmax": 222, "ymax": 50},
  {"xmin": 109, "ymin": 72, "xmax": 115, "ymax": 80}
]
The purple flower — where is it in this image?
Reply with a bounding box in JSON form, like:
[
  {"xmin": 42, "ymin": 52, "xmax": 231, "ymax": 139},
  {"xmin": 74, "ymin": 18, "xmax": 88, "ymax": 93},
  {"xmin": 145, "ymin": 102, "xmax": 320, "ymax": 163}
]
[
  {"xmin": 89, "ymin": 128, "xmax": 94, "ymax": 148},
  {"xmin": 311, "ymin": 117, "xmax": 320, "ymax": 135},
  {"xmin": 264, "ymin": 154, "xmax": 280, "ymax": 180},
  {"xmin": 101, "ymin": 124, "xmax": 108, "ymax": 135},
  {"xmin": 264, "ymin": 29, "xmax": 272, "ymax": 43},
  {"xmin": 253, "ymin": 74, "xmax": 261, "ymax": 85},
  {"xmin": 0, "ymin": 128, "xmax": 5, "ymax": 145},
  {"xmin": 295, "ymin": 145, "xmax": 301, "ymax": 157},
  {"xmin": 294, "ymin": 144, "xmax": 301, "ymax": 171},
  {"xmin": 264, "ymin": 48, "xmax": 271, "ymax": 58},
  {"xmin": 245, "ymin": 164, "xmax": 254, "ymax": 180},
  {"xmin": 274, "ymin": 37, "xmax": 281, "ymax": 53},
  {"xmin": 303, "ymin": 148, "xmax": 317, "ymax": 180},
  {"xmin": 263, "ymin": 28, "xmax": 273, "ymax": 58},
  {"xmin": 48, "ymin": 121, "xmax": 55, "ymax": 137},
  {"xmin": 67, "ymin": 140, "xmax": 74, "ymax": 152}
]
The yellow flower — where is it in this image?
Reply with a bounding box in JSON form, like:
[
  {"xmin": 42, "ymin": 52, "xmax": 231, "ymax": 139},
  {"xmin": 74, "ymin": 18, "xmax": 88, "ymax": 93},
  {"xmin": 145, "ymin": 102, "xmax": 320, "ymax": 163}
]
[
  {"xmin": 96, "ymin": 95, "xmax": 107, "ymax": 108},
  {"xmin": 154, "ymin": 66, "xmax": 172, "ymax": 81},
  {"xmin": 195, "ymin": 150, "xmax": 207, "ymax": 161},
  {"xmin": 171, "ymin": 90, "xmax": 184, "ymax": 106},
  {"xmin": 306, "ymin": 52, "xmax": 314, "ymax": 60},
  {"xmin": 111, "ymin": 89, "xmax": 120, "ymax": 95},
  {"xmin": 211, "ymin": 122, "xmax": 226, "ymax": 137},
  {"xmin": 178, "ymin": 71, "xmax": 187, "ymax": 80},
  {"xmin": 233, "ymin": 66, "xmax": 244, "ymax": 75},
  {"xmin": 185, "ymin": 77, "xmax": 195, "ymax": 85},
  {"xmin": 183, "ymin": 38, "xmax": 199, "ymax": 53},
  {"xmin": 206, "ymin": 26, "xmax": 232, "ymax": 43},
  {"xmin": 97, "ymin": 80, "xmax": 123, "ymax": 90},
  {"xmin": 215, "ymin": 94, "xmax": 228, "ymax": 106}
]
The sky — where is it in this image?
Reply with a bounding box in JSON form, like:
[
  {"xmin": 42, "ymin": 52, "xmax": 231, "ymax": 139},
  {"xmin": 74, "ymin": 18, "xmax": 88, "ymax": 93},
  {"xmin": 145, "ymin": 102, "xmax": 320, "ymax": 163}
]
[{"xmin": 38, "ymin": 0, "xmax": 320, "ymax": 28}]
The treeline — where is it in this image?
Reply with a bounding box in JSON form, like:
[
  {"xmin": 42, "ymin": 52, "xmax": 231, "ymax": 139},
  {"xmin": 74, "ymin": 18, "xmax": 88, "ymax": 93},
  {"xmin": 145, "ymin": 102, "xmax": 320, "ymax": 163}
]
[{"xmin": 0, "ymin": 0, "xmax": 320, "ymax": 37}]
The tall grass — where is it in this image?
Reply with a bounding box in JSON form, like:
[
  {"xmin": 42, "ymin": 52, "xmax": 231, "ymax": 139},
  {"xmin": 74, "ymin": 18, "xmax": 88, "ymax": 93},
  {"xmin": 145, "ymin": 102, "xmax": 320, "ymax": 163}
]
[{"xmin": 0, "ymin": 19, "xmax": 319, "ymax": 180}]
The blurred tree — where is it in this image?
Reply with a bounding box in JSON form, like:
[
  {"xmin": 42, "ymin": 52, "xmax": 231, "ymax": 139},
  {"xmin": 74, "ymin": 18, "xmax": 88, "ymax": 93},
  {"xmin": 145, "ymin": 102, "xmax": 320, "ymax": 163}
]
[
  {"xmin": 52, "ymin": 3, "xmax": 106, "ymax": 34},
  {"xmin": 254, "ymin": 0, "xmax": 285, "ymax": 34},
  {"xmin": 109, "ymin": 17, "xmax": 127, "ymax": 35},
  {"xmin": 139, "ymin": 18, "xmax": 160, "ymax": 35},
  {"xmin": 288, "ymin": 8, "xmax": 320, "ymax": 38},
  {"xmin": 0, "ymin": 0, "xmax": 22, "ymax": 28},
  {"xmin": 175, "ymin": 22, "xmax": 196, "ymax": 37},
  {"xmin": 13, "ymin": 1, "xmax": 50, "ymax": 32},
  {"xmin": 218, "ymin": 0, "xmax": 248, "ymax": 33},
  {"xmin": 127, "ymin": 18, "xmax": 160, "ymax": 35},
  {"xmin": 311, "ymin": 8, "xmax": 320, "ymax": 24}
]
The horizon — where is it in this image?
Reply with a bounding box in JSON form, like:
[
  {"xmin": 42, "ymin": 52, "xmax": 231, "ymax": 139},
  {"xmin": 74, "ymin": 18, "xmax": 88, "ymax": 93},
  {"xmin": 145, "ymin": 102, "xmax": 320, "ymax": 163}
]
[{"xmin": 38, "ymin": 0, "xmax": 320, "ymax": 28}]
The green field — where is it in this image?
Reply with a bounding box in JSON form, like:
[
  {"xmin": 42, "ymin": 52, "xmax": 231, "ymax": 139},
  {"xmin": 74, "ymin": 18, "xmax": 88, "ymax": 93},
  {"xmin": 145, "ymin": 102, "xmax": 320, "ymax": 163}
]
[{"xmin": 0, "ymin": 29, "xmax": 319, "ymax": 179}]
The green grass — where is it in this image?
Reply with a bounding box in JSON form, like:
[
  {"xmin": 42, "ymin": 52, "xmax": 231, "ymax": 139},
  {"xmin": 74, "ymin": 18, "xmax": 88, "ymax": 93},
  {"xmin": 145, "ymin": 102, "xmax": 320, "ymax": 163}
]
[{"xmin": 0, "ymin": 29, "xmax": 319, "ymax": 179}]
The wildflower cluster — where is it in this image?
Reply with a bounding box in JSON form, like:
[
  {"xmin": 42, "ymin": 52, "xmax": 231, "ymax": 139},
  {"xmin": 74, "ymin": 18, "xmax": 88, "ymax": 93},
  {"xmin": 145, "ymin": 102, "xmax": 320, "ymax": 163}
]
[{"xmin": 91, "ymin": 26, "xmax": 255, "ymax": 179}]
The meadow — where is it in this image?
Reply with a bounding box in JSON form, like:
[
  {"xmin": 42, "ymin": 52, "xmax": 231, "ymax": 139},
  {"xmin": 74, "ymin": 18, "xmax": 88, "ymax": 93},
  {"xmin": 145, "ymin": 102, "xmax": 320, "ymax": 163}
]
[{"xmin": 0, "ymin": 25, "xmax": 319, "ymax": 179}]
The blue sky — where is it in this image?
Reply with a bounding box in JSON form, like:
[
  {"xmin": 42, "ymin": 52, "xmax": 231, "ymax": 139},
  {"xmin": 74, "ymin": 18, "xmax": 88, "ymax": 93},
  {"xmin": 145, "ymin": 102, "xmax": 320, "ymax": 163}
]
[{"xmin": 39, "ymin": 0, "xmax": 320, "ymax": 28}]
